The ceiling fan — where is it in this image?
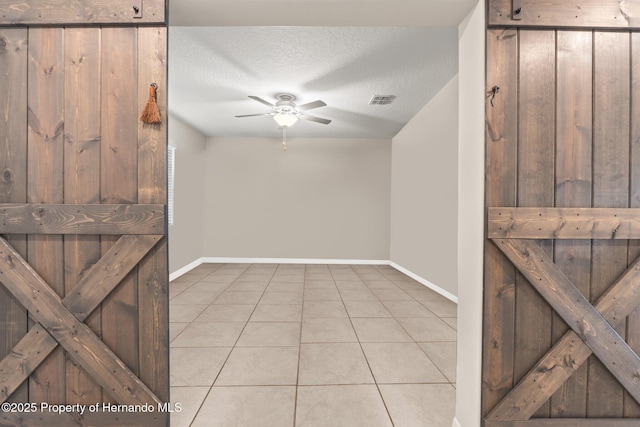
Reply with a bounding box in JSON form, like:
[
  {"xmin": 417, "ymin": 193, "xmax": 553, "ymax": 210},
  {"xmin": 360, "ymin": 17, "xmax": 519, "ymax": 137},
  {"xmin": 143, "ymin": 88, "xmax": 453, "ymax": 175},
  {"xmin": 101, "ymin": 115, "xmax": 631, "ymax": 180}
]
[{"xmin": 235, "ymin": 93, "xmax": 332, "ymax": 127}]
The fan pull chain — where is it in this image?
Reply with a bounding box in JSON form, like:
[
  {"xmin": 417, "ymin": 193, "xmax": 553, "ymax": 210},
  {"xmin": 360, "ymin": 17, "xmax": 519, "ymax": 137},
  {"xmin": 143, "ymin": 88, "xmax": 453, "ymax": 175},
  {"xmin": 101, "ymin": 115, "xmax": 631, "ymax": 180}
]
[{"xmin": 282, "ymin": 126, "xmax": 287, "ymax": 151}]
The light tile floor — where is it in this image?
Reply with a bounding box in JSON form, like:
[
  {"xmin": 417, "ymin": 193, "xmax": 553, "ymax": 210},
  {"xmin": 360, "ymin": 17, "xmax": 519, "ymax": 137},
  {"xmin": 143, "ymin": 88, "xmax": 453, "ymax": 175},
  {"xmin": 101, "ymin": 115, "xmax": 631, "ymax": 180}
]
[{"xmin": 170, "ymin": 263, "xmax": 457, "ymax": 427}]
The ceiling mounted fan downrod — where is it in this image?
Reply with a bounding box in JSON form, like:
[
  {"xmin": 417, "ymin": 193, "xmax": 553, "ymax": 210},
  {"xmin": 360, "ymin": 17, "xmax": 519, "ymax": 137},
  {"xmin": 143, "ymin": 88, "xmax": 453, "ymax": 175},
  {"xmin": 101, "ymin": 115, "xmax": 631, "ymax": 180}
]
[{"xmin": 282, "ymin": 126, "xmax": 287, "ymax": 152}]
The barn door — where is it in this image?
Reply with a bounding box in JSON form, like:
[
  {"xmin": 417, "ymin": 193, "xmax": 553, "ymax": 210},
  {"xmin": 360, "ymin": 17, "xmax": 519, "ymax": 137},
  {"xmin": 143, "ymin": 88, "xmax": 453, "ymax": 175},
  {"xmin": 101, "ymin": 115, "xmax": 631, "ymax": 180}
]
[
  {"xmin": 0, "ymin": 3, "xmax": 168, "ymax": 427},
  {"xmin": 484, "ymin": 1, "xmax": 640, "ymax": 425}
]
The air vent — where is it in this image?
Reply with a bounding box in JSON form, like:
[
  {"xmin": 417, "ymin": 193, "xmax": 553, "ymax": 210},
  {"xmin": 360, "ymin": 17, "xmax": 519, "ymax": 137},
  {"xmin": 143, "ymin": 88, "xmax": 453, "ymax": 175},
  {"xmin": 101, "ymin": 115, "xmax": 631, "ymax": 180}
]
[{"xmin": 369, "ymin": 95, "xmax": 396, "ymax": 105}]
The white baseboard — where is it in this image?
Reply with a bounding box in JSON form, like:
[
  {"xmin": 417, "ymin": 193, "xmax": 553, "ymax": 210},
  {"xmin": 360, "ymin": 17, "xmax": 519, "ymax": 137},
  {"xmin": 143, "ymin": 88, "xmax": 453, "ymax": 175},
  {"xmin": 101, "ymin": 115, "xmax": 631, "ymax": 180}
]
[
  {"xmin": 169, "ymin": 258, "xmax": 204, "ymax": 281},
  {"xmin": 201, "ymin": 257, "xmax": 388, "ymax": 265},
  {"xmin": 170, "ymin": 257, "xmax": 458, "ymax": 304},
  {"xmin": 452, "ymin": 416, "xmax": 462, "ymax": 427},
  {"xmin": 389, "ymin": 261, "xmax": 458, "ymax": 303}
]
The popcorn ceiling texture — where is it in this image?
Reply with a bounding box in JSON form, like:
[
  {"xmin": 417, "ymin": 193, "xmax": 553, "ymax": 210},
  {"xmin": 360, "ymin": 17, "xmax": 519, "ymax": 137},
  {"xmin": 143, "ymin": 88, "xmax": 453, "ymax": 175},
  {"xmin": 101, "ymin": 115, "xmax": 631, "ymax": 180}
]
[{"xmin": 168, "ymin": 26, "xmax": 459, "ymax": 139}]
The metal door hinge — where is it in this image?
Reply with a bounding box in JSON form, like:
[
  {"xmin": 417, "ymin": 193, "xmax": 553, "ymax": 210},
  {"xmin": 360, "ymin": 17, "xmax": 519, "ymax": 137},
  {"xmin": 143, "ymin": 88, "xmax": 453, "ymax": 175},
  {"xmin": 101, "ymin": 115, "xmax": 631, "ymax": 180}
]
[
  {"xmin": 512, "ymin": 0, "xmax": 522, "ymax": 20},
  {"xmin": 133, "ymin": 0, "xmax": 142, "ymax": 18}
]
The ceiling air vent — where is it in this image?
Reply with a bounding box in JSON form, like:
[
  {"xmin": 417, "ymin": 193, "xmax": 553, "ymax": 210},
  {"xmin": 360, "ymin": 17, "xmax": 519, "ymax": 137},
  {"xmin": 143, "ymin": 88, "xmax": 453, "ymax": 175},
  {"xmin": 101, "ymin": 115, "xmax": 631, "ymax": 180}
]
[{"xmin": 369, "ymin": 95, "xmax": 396, "ymax": 105}]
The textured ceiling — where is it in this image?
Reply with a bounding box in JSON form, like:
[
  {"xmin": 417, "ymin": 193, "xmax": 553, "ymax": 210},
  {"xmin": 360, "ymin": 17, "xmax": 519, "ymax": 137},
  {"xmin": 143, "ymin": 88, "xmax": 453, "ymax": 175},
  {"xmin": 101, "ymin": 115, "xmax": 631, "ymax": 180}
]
[{"xmin": 168, "ymin": 1, "xmax": 475, "ymax": 139}]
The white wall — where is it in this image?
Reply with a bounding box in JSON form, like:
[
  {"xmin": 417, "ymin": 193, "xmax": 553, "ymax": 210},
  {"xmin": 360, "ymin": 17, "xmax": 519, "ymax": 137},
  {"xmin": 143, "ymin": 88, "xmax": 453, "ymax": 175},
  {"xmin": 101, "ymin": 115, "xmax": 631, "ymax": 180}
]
[
  {"xmin": 455, "ymin": 2, "xmax": 484, "ymax": 427},
  {"xmin": 168, "ymin": 114, "xmax": 207, "ymax": 273},
  {"xmin": 203, "ymin": 137, "xmax": 391, "ymax": 261},
  {"xmin": 390, "ymin": 76, "xmax": 459, "ymax": 297}
]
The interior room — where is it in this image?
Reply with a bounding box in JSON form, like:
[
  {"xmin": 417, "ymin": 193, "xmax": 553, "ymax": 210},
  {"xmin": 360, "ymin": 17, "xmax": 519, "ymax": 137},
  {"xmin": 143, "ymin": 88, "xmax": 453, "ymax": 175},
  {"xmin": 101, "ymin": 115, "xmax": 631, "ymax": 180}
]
[{"xmin": 167, "ymin": 1, "xmax": 484, "ymax": 426}]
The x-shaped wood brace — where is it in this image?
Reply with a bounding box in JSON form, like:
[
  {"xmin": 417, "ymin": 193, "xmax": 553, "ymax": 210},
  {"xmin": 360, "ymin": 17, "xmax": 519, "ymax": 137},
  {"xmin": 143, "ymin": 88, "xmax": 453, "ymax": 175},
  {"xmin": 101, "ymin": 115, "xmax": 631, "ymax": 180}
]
[
  {"xmin": 0, "ymin": 235, "xmax": 163, "ymax": 405},
  {"xmin": 487, "ymin": 238, "xmax": 640, "ymax": 421}
]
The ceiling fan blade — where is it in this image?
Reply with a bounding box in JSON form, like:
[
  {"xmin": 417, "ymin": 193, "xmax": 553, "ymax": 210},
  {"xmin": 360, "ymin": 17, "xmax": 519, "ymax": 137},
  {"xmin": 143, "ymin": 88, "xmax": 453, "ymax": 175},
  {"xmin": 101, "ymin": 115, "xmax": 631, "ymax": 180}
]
[
  {"xmin": 297, "ymin": 100, "xmax": 326, "ymax": 111},
  {"xmin": 248, "ymin": 96, "xmax": 276, "ymax": 108},
  {"xmin": 235, "ymin": 113, "xmax": 275, "ymax": 118},
  {"xmin": 300, "ymin": 114, "xmax": 331, "ymax": 125}
]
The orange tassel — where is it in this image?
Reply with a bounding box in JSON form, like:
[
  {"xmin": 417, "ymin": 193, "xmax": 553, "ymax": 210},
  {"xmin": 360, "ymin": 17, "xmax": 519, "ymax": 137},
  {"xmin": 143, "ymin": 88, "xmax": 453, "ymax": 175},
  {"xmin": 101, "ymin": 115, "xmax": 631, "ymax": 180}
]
[{"xmin": 140, "ymin": 83, "xmax": 161, "ymax": 124}]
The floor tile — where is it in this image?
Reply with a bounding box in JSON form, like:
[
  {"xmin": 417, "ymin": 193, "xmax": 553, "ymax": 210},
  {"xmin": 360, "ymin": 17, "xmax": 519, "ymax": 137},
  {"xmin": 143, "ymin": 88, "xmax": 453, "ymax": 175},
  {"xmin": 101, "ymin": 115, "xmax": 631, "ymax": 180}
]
[
  {"xmin": 236, "ymin": 322, "xmax": 300, "ymax": 346},
  {"xmin": 397, "ymin": 318, "xmax": 457, "ymax": 342},
  {"xmin": 303, "ymin": 301, "xmax": 348, "ymax": 318},
  {"xmin": 304, "ymin": 289, "xmax": 341, "ymax": 301},
  {"xmin": 305, "ymin": 273, "xmax": 333, "ymax": 280},
  {"xmin": 194, "ymin": 304, "xmax": 255, "ymax": 322},
  {"xmin": 271, "ymin": 275, "xmax": 304, "ymax": 283},
  {"xmin": 191, "ymin": 386, "xmax": 296, "ymax": 427},
  {"xmin": 382, "ymin": 301, "xmax": 436, "ymax": 318},
  {"xmin": 260, "ymin": 290, "xmax": 304, "ymax": 304},
  {"xmin": 305, "ymin": 280, "xmax": 337, "ymax": 289},
  {"xmin": 442, "ymin": 317, "xmax": 457, "ymax": 330},
  {"xmin": 169, "ymin": 304, "xmax": 207, "ymax": 323},
  {"xmin": 169, "ymin": 386, "xmax": 209, "ymax": 427},
  {"xmin": 170, "ymin": 291, "xmax": 220, "ymax": 305},
  {"xmin": 406, "ymin": 289, "xmax": 449, "ymax": 301},
  {"xmin": 187, "ymin": 281, "xmax": 231, "ymax": 292},
  {"xmin": 338, "ymin": 289, "xmax": 378, "ymax": 301},
  {"xmin": 420, "ymin": 299, "xmax": 458, "ymax": 317},
  {"xmin": 169, "ymin": 322, "xmax": 189, "ymax": 342},
  {"xmin": 298, "ymin": 343, "xmax": 374, "ymax": 385},
  {"xmin": 363, "ymin": 280, "xmax": 399, "ymax": 290},
  {"xmin": 301, "ymin": 318, "xmax": 358, "ymax": 343},
  {"xmin": 334, "ymin": 281, "xmax": 368, "ymax": 290},
  {"xmin": 361, "ymin": 343, "xmax": 447, "ymax": 383},
  {"xmin": 296, "ymin": 385, "xmax": 392, "ymax": 427},
  {"xmin": 214, "ymin": 291, "xmax": 263, "ymax": 305},
  {"xmin": 268, "ymin": 282, "xmax": 305, "ymax": 291},
  {"xmin": 171, "ymin": 322, "xmax": 245, "ymax": 347},
  {"xmin": 379, "ymin": 384, "xmax": 456, "ymax": 427},
  {"xmin": 226, "ymin": 281, "xmax": 269, "ymax": 291},
  {"xmin": 351, "ymin": 318, "xmax": 413, "ymax": 342},
  {"xmin": 343, "ymin": 301, "xmax": 392, "ymax": 318},
  {"xmin": 250, "ymin": 304, "xmax": 302, "ymax": 321},
  {"xmin": 169, "ymin": 281, "xmax": 195, "ymax": 293},
  {"xmin": 170, "ymin": 347, "xmax": 231, "ymax": 386},
  {"xmin": 216, "ymin": 346, "xmax": 299, "ymax": 385},
  {"xmin": 371, "ymin": 289, "xmax": 413, "ymax": 301},
  {"xmin": 419, "ymin": 342, "xmax": 457, "ymax": 382}
]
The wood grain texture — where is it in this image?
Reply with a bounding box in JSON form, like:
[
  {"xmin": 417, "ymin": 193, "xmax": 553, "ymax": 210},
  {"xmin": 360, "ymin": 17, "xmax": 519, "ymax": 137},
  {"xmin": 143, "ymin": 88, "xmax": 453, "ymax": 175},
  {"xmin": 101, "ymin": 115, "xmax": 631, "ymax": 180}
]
[
  {"xmin": 64, "ymin": 26, "xmax": 103, "ymax": 406},
  {"xmin": 0, "ymin": 27, "xmax": 28, "ymax": 404},
  {"xmin": 494, "ymin": 239, "xmax": 640, "ymax": 407},
  {"xmin": 0, "ymin": 237, "xmax": 162, "ymax": 406},
  {"xmin": 551, "ymin": 30, "xmax": 592, "ymax": 418},
  {"xmin": 486, "ymin": 254, "xmax": 640, "ymax": 421},
  {"xmin": 100, "ymin": 28, "xmax": 139, "ymax": 402},
  {"xmin": 27, "ymin": 27, "xmax": 66, "ymax": 406},
  {"xmin": 488, "ymin": 0, "xmax": 640, "ymax": 29},
  {"xmin": 0, "ymin": 407, "xmax": 165, "ymax": 426},
  {"xmin": 590, "ymin": 31, "xmax": 631, "ymax": 417},
  {"xmin": 515, "ymin": 29, "xmax": 555, "ymax": 418},
  {"xmin": 0, "ymin": 204, "xmax": 165, "ymax": 234},
  {"xmin": 485, "ymin": 419, "xmax": 640, "ymax": 427},
  {"xmin": 488, "ymin": 208, "xmax": 640, "ymax": 239},
  {"xmin": 483, "ymin": 28, "xmax": 518, "ymax": 416},
  {"xmin": 137, "ymin": 26, "xmax": 169, "ymax": 406},
  {"xmin": 0, "ymin": 0, "xmax": 165, "ymax": 25}
]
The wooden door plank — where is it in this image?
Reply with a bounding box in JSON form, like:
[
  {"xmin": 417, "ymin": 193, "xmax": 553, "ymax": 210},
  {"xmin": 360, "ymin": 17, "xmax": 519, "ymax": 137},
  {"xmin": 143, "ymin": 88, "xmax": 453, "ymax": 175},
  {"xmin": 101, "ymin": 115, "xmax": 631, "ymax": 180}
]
[
  {"xmin": 0, "ymin": 27, "xmax": 28, "ymax": 404},
  {"xmin": 485, "ymin": 418, "xmax": 640, "ymax": 427},
  {"xmin": 0, "ymin": 237, "xmax": 162, "ymax": 406},
  {"xmin": 488, "ymin": 0, "xmax": 640, "ymax": 29},
  {"xmin": 483, "ymin": 28, "xmax": 519, "ymax": 416},
  {"xmin": 488, "ymin": 208, "xmax": 640, "ymax": 239},
  {"xmin": 0, "ymin": 203, "xmax": 165, "ymax": 234},
  {"xmin": 0, "ymin": 0, "xmax": 165, "ymax": 25},
  {"xmin": 100, "ymin": 27, "xmax": 139, "ymax": 401},
  {"xmin": 0, "ymin": 235, "xmax": 162, "ymax": 404},
  {"xmin": 64, "ymin": 26, "xmax": 102, "ymax": 406},
  {"xmin": 628, "ymin": 31, "xmax": 640, "ymax": 417},
  {"xmin": 137, "ymin": 26, "xmax": 169, "ymax": 405},
  {"xmin": 494, "ymin": 239, "xmax": 640, "ymax": 408},
  {"xmin": 591, "ymin": 31, "xmax": 631, "ymax": 417},
  {"xmin": 515, "ymin": 29, "xmax": 556, "ymax": 418},
  {"xmin": 486, "ymin": 254, "xmax": 640, "ymax": 421},
  {"xmin": 551, "ymin": 29, "xmax": 592, "ymax": 418},
  {"xmin": 26, "ymin": 27, "xmax": 65, "ymax": 406}
]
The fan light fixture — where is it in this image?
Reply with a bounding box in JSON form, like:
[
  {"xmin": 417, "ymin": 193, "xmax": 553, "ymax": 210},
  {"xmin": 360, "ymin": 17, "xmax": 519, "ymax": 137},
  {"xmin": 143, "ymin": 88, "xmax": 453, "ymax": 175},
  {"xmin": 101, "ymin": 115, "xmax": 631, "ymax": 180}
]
[{"xmin": 273, "ymin": 113, "xmax": 298, "ymax": 127}]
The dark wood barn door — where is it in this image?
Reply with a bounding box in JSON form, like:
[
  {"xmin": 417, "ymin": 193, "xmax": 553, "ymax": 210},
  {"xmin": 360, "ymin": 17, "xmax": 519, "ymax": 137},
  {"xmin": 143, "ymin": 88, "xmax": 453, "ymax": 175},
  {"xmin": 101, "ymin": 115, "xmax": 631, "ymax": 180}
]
[
  {"xmin": 484, "ymin": 1, "xmax": 640, "ymax": 425},
  {"xmin": 0, "ymin": 2, "xmax": 168, "ymax": 426}
]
